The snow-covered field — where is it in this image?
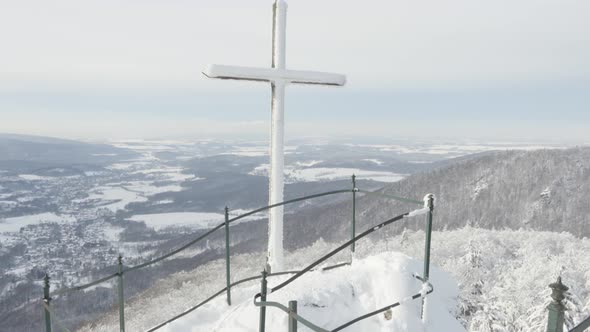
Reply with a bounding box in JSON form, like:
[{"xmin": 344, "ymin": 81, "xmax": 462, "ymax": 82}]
[
  {"xmin": 70, "ymin": 143, "xmax": 197, "ymax": 214},
  {"xmin": 18, "ymin": 174, "xmax": 54, "ymax": 181},
  {"xmin": 0, "ymin": 212, "xmax": 75, "ymax": 233},
  {"xmin": 129, "ymin": 209, "xmax": 268, "ymax": 230},
  {"xmin": 75, "ymin": 186, "xmax": 148, "ymax": 212},
  {"xmin": 250, "ymin": 164, "xmax": 405, "ymax": 183},
  {"xmin": 129, "ymin": 212, "xmax": 226, "ymax": 230}
]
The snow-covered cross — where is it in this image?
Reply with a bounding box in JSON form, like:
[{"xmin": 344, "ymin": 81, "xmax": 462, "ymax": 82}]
[{"xmin": 203, "ymin": 0, "xmax": 346, "ymax": 272}]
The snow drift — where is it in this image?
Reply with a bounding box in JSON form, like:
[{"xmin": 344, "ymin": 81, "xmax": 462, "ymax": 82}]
[{"xmin": 161, "ymin": 252, "xmax": 464, "ymax": 331}]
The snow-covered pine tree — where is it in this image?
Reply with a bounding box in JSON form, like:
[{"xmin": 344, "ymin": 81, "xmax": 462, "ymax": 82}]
[
  {"xmin": 400, "ymin": 228, "xmax": 409, "ymax": 249},
  {"xmin": 456, "ymin": 240, "xmax": 485, "ymax": 326},
  {"xmin": 469, "ymin": 294, "xmax": 508, "ymax": 332},
  {"xmin": 523, "ymin": 287, "xmax": 551, "ymax": 332},
  {"xmin": 563, "ymin": 285, "xmax": 585, "ymax": 329}
]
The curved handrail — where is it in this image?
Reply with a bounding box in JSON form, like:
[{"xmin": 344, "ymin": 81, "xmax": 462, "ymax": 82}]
[
  {"xmin": 571, "ymin": 316, "xmax": 590, "ymax": 332},
  {"xmin": 50, "ymin": 187, "xmax": 422, "ymax": 297},
  {"xmin": 128, "ymin": 189, "xmax": 353, "ymax": 273},
  {"xmin": 145, "ymin": 262, "xmax": 350, "ymax": 332},
  {"xmin": 146, "ymin": 206, "xmax": 426, "ymax": 330},
  {"xmin": 228, "ymin": 189, "xmax": 352, "ymax": 223},
  {"xmin": 271, "ymin": 210, "xmax": 411, "ymax": 294},
  {"xmin": 50, "ymin": 188, "xmax": 354, "ymax": 296},
  {"xmin": 42, "ymin": 182, "xmax": 429, "ymax": 332},
  {"xmin": 252, "ymin": 209, "xmax": 432, "ymax": 331},
  {"xmin": 331, "ymin": 275, "xmax": 432, "ymax": 332},
  {"xmin": 51, "ymin": 272, "xmax": 120, "ymax": 297}
]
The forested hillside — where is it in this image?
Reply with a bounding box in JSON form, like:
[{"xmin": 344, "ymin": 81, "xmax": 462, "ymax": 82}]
[{"xmin": 287, "ymin": 147, "xmax": 590, "ymax": 249}]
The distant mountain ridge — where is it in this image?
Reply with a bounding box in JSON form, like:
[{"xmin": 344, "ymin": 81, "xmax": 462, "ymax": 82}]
[
  {"xmin": 0, "ymin": 133, "xmax": 138, "ymax": 171},
  {"xmin": 287, "ymin": 147, "xmax": 590, "ymax": 248}
]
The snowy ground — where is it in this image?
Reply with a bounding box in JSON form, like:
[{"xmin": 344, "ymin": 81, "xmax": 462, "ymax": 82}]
[
  {"xmin": 79, "ymin": 237, "xmax": 464, "ymax": 332},
  {"xmin": 77, "ymin": 227, "xmax": 590, "ymax": 332},
  {"xmin": 163, "ymin": 252, "xmax": 463, "ymax": 332}
]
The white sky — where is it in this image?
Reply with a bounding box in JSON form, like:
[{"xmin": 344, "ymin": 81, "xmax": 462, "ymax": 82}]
[{"xmin": 1, "ymin": 0, "xmax": 589, "ymax": 141}]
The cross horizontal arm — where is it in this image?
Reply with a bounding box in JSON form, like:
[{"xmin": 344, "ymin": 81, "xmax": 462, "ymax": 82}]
[{"xmin": 203, "ymin": 64, "xmax": 346, "ymax": 86}]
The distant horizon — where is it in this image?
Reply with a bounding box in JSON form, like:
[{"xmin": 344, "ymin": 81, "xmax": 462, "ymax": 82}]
[
  {"xmin": 1, "ymin": 131, "xmax": 587, "ymax": 147},
  {"xmin": 1, "ymin": 0, "xmax": 589, "ymax": 142}
]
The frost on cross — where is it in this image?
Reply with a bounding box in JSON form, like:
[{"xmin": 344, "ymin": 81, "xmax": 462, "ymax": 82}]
[{"xmin": 203, "ymin": 0, "xmax": 346, "ymax": 272}]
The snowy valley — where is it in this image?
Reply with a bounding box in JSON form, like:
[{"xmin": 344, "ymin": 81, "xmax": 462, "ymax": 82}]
[{"xmin": 0, "ymin": 134, "xmax": 588, "ymax": 331}]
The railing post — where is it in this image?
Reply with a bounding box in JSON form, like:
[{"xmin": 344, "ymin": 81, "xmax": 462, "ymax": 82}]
[
  {"xmin": 117, "ymin": 255, "xmax": 125, "ymax": 332},
  {"xmin": 547, "ymin": 276, "xmax": 568, "ymax": 332},
  {"xmin": 288, "ymin": 300, "xmax": 298, "ymax": 332},
  {"xmin": 421, "ymin": 193, "xmax": 434, "ymax": 321},
  {"xmin": 351, "ymin": 174, "xmax": 357, "ymax": 254},
  {"xmin": 259, "ymin": 270, "xmax": 268, "ymax": 332},
  {"xmin": 43, "ymin": 274, "xmax": 52, "ymax": 332},
  {"xmin": 423, "ymin": 194, "xmax": 434, "ymax": 281},
  {"xmin": 225, "ymin": 206, "xmax": 232, "ymax": 306}
]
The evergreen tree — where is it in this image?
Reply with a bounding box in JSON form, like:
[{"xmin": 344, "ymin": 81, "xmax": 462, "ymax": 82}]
[
  {"xmin": 523, "ymin": 287, "xmax": 551, "ymax": 332},
  {"xmin": 563, "ymin": 286, "xmax": 585, "ymax": 329},
  {"xmin": 457, "ymin": 240, "xmax": 485, "ymax": 326},
  {"xmin": 469, "ymin": 294, "xmax": 508, "ymax": 332}
]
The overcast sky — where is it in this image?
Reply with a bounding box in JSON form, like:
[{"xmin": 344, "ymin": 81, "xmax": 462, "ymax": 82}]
[{"xmin": 0, "ymin": 0, "xmax": 588, "ymax": 142}]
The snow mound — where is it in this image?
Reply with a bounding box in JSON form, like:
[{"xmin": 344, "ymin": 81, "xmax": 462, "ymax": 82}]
[{"xmin": 161, "ymin": 252, "xmax": 464, "ymax": 331}]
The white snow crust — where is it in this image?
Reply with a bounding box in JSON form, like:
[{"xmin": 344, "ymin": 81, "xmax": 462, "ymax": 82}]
[
  {"xmin": 161, "ymin": 252, "xmax": 463, "ymax": 332},
  {"xmin": 129, "ymin": 212, "xmax": 225, "ymax": 231}
]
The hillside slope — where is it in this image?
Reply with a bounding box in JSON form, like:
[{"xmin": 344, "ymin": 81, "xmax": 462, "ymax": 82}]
[
  {"xmin": 79, "ymin": 228, "xmax": 590, "ymax": 331},
  {"xmin": 286, "ymin": 147, "xmax": 590, "ymax": 248}
]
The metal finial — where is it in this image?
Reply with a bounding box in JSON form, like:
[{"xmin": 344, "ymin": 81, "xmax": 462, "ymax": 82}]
[
  {"xmin": 425, "ymin": 193, "xmax": 435, "ymax": 210},
  {"xmin": 549, "ymin": 276, "xmax": 568, "ymax": 303}
]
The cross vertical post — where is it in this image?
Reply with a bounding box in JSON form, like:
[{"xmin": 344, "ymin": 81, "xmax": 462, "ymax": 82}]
[
  {"xmin": 203, "ymin": 0, "xmax": 346, "ymax": 273},
  {"xmin": 351, "ymin": 174, "xmax": 357, "ymax": 254}
]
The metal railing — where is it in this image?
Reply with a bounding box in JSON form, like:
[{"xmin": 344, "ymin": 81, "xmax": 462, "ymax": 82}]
[
  {"xmin": 254, "ymin": 205, "xmax": 434, "ymax": 332},
  {"xmin": 571, "ymin": 317, "xmax": 590, "ymax": 332},
  {"xmin": 41, "ymin": 175, "xmax": 433, "ymax": 332},
  {"xmin": 546, "ymin": 276, "xmax": 590, "ymax": 332}
]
